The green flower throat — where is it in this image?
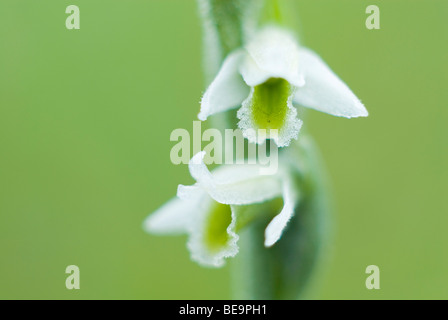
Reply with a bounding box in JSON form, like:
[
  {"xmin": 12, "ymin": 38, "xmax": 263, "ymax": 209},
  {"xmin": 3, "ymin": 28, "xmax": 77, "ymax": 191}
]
[{"xmin": 250, "ymin": 78, "xmax": 292, "ymax": 131}]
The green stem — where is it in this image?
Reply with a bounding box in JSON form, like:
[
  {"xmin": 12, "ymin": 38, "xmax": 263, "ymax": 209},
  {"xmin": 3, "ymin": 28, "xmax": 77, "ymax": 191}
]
[
  {"xmin": 232, "ymin": 136, "xmax": 331, "ymax": 299},
  {"xmin": 198, "ymin": 0, "xmax": 265, "ymax": 82}
]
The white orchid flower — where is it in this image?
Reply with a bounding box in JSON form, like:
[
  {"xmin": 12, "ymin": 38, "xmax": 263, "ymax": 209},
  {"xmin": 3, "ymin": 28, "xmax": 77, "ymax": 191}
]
[
  {"xmin": 144, "ymin": 151, "xmax": 298, "ymax": 267},
  {"xmin": 199, "ymin": 26, "xmax": 368, "ymax": 147}
]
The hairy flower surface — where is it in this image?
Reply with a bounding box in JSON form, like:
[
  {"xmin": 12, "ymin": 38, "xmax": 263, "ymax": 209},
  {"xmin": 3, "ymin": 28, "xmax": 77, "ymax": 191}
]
[
  {"xmin": 199, "ymin": 26, "xmax": 368, "ymax": 147},
  {"xmin": 144, "ymin": 151, "xmax": 298, "ymax": 267}
]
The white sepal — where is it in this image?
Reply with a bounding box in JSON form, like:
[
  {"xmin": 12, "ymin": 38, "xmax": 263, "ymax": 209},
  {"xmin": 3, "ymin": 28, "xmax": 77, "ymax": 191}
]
[
  {"xmin": 199, "ymin": 50, "xmax": 249, "ymax": 121},
  {"xmin": 294, "ymin": 48, "xmax": 368, "ymax": 118},
  {"xmin": 264, "ymin": 176, "xmax": 298, "ymax": 247},
  {"xmin": 144, "ymin": 196, "xmax": 195, "ymax": 235}
]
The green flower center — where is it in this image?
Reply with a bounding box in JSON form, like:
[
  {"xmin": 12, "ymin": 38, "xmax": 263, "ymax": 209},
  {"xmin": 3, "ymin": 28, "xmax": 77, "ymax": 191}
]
[
  {"xmin": 250, "ymin": 78, "xmax": 292, "ymax": 130},
  {"xmin": 205, "ymin": 202, "xmax": 232, "ymax": 252},
  {"xmin": 204, "ymin": 198, "xmax": 284, "ymax": 252}
]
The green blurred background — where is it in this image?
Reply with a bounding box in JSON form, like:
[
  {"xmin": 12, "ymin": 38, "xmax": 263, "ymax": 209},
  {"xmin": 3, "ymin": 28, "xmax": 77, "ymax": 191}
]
[{"xmin": 0, "ymin": 0, "xmax": 447, "ymax": 299}]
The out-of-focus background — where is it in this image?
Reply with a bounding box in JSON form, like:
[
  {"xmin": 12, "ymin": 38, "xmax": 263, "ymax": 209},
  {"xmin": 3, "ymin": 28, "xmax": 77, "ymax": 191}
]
[{"xmin": 0, "ymin": 0, "xmax": 447, "ymax": 299}]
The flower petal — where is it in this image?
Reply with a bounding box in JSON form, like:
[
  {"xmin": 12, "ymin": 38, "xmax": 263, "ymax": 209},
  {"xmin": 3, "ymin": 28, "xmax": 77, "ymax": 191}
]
[
  {"xmin": 264, "ymin": 177, "xmax": 298, "ymax": 247},
  {"xmin": 188, "ymin": 151, "xmax": 215, "ymax": 187},
  {"xmin": 189, "ymin": 151, "xmax": 283, "ymax": 205},
  {"xmin": 211, "ymin": 162, "xmax": 277, "ymax": 185},
  {"xmin": 207, "ymin": 174, "xmax": 282, "ymax": 205},
  {"xmin": 187, "ymin": 196, "xmax": 239, "ymax": 267},
  {"xmin": 143, "ymin": 196, "xmax": 196, "ymax": 235},
  {"xmin": 293, "ymin": 48, "xmax": 368, "ymax": 118},
  {"xmin": 240, "ymin": 26, "xmax": 305, "ymax": 87},
  {"xmin": 237, "ymin": 78, "xmax": 303, "ymax": 147},
  {"xmin": 177, "ymin": 184, "xmax": 201, "ymax": 201},
  {"xmin": 198, "ymin": 50, "xmax": 249, "ymax": 121}
]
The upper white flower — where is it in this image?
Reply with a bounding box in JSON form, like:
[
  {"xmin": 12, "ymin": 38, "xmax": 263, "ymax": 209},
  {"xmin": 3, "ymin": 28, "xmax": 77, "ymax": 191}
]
[
  {"xmin": 144, "ymin": 151, "xmax": 298, "ymax": 267},
  {"xmin": 199, "ymin": 26, "xmax": 368, "ymax": 147}
]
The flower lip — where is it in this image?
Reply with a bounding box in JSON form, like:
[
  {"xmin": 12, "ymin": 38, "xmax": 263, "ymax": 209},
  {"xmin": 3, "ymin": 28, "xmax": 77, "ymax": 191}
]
[{"xmin": 237, "ymin": 77, "xmax": 303, "ymax": 147}]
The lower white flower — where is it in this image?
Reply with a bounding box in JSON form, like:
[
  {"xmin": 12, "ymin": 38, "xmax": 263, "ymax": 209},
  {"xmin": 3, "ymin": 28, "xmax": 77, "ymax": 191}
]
[
  {"xmin": 144, "ymin": 151, "xmax": 298, "ymax": 267},
  {"xmin": 199, "ymin": 25, "xmax": 368, "ymax": 147}
]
